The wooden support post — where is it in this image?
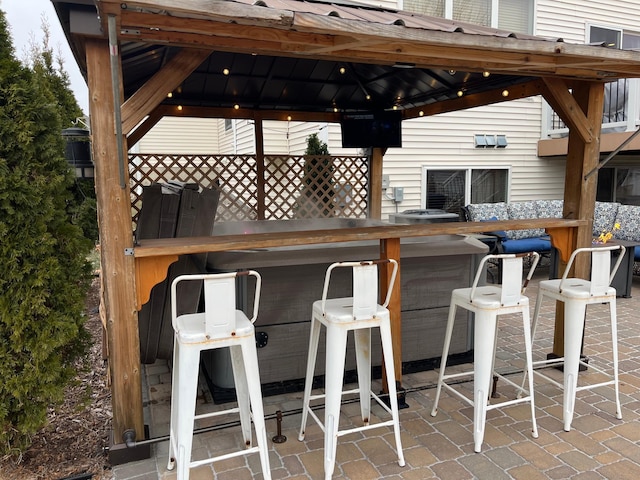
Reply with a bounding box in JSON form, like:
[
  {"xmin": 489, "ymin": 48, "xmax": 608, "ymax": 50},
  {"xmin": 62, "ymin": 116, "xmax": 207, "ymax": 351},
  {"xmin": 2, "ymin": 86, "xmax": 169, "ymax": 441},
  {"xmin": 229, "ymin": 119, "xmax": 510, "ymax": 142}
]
[
  {"xmin": 553, "ymin": 80, "xmax": 604, "ymax": 356},
  {"xmin": 86, "ymin": 39, "xmax": 145, "ymax": 447},
  {"xmin": 380, "ymin": 238, "xmax": 402, "ymax": 391},
  {"xmin": 369, "ymin": 148, "xmax": 385, "ymax": 219},
  {"xmin": 254, "ymin": 118, "xmax": 266, "ymax": 220}
]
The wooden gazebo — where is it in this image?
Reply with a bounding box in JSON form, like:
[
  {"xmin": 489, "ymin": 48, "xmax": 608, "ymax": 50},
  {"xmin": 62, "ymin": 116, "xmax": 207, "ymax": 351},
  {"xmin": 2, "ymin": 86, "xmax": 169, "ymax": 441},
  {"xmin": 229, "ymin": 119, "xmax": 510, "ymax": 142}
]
[{"xmin": 53, "ymin": 0, "xmax": 640, "ymax": 459}]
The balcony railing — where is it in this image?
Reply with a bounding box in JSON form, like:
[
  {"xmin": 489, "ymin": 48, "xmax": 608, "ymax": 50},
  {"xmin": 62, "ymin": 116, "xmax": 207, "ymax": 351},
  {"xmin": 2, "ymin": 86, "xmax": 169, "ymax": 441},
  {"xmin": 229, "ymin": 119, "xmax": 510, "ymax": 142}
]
[{"xmin": 542, "ymin": 78, "xmax": 640, "ymax": 138}]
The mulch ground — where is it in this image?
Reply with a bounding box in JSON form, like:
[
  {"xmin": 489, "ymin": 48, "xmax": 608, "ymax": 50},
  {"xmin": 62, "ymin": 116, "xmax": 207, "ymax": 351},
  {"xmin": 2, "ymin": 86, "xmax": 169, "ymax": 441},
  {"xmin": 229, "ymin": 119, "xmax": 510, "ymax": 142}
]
[{"xmin": 0, "ymin": 277, "xmax": 114, "ymax": 480}]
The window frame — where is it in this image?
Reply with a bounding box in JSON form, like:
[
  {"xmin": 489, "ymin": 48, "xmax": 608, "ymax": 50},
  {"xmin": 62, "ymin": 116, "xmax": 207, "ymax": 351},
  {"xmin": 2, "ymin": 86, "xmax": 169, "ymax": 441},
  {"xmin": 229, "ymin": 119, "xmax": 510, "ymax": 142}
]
[
  {"xmin": 420, "ymin": 165, "xmax": 511, "ymax": 212},
  {"xmin": 402, "ymin": 0, "xmax": 533, "ymax": 34}
]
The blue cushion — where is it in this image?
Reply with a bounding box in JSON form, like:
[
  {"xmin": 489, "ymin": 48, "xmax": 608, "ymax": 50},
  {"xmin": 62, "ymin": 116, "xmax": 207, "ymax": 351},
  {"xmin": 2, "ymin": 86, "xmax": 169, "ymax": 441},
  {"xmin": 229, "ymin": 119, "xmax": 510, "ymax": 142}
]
[
  {"xmin": 635, "ymin": 246, "xmax": 640, "ymax": 261},
  {"xmin": 501, "ymin": 237, "xmax": 551, "ymax": 254},
  {"xmin": 481, "ymin": 216, "xmax": 507, "ymax": 241}
]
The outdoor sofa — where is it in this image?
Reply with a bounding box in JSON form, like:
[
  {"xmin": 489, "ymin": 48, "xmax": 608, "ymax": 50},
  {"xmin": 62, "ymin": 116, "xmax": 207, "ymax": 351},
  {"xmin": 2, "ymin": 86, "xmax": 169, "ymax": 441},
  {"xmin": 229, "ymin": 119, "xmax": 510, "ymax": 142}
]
[{"xmin": 463, "ymin": 200, "xmax": 640, "ymax": 264}]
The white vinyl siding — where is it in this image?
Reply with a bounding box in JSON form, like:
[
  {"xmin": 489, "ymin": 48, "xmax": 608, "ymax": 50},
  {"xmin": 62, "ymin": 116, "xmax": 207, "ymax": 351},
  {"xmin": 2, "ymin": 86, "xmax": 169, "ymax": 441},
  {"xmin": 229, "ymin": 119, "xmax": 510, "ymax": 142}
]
[
  {"xmin": 135, "ymin": 117, "xmax": 220, "ymax": 154},
  {"xmin": 536, "ymin": 0, "xmax": 640, "ymax": 41}
]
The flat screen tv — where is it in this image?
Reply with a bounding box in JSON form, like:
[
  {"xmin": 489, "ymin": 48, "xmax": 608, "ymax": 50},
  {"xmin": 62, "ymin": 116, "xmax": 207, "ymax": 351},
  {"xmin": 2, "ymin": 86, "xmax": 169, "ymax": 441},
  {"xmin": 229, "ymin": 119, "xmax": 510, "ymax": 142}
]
[{"xmin": 340, "ymin": 111, "xmax": 402, "ymax": 148}]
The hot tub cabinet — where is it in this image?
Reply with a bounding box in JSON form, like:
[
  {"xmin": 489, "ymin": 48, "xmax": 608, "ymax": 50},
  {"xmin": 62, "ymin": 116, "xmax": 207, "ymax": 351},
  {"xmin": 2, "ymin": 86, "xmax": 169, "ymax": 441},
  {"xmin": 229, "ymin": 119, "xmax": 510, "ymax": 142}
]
[{"xmin": 203, "ymin": 220, "xmax": 488, "ymax": 395}]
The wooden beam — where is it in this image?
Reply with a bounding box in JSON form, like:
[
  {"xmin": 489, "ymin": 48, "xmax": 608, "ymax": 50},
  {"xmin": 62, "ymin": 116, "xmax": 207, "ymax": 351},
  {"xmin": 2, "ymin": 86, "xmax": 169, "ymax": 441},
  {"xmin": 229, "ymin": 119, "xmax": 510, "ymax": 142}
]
[
  {"xmin": 85, "ymin": 38, "xmax": 145, "ymax": 444},
  {"xmin": 403, "ymin": 79, "xmax": 543, "ymax": 120},
  {"xmin": 121, "ymin": 48, "xmax": 212, "ymax": 135},
  {"xmin": 152, "ymin": 104, "xmax": 342, "ymax": 124},
  {"xmin": 539, "ymin": 77, "xmax": 593, "ymax": 144}
]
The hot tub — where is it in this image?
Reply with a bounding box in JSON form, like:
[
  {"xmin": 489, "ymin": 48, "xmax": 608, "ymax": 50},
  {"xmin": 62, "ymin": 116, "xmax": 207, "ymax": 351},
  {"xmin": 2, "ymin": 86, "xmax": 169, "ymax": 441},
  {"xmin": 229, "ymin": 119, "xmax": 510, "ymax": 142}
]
[{"xmin": 203, "ymin": 219, "xmax": 488, "ymax": 397}]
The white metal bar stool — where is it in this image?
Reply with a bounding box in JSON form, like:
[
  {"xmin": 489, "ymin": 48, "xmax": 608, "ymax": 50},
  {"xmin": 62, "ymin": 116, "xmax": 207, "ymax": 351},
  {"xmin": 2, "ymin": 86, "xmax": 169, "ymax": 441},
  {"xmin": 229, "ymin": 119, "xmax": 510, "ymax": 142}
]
[
  {"xmin": 167, "ymin": 271, "xmax": 271, "ymax": 480},
  {"xmin": 524, "ymin": 245, "xmax": 625, "ymax": 432},
  {"xmin": 298, "ymin": 259, "xmax": 405, "ymax": 480},
  {"xmin": 431, "ymin": 253, "xmax": 540, "ymax": 453}
]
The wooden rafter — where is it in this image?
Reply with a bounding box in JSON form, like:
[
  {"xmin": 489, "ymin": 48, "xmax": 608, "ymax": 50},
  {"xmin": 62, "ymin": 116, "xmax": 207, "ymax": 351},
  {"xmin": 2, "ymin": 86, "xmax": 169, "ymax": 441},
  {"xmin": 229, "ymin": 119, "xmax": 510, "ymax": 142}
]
[{"xmin": 121, "ymin": 48, "xmax": 212, "ymax": 135}]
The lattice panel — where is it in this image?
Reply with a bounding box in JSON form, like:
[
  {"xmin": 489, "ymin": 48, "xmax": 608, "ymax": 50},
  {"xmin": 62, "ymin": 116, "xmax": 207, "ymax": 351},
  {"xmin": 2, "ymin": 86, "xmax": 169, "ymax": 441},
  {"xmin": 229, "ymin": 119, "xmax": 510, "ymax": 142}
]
[{"xmin": 129, "ymin": 153, "xmax": 368, "ymax": 228}]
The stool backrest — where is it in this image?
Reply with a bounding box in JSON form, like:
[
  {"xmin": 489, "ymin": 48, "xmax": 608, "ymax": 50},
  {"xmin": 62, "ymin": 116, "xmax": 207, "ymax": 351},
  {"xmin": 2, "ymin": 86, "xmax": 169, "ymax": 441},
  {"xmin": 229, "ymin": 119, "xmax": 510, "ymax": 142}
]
[
  {"xmin": 469, "ymin": 252, "xmax": 539, "ymax": 306},
  {"xmin": 560, "ymin": 245, "xmax": 625, "ymax": 296},
  {"xmin": 172, "ymin": 271, "xmax": 262, "ymax": 337},
  {"xmin": 352, "ymin": 262, "xmax": 378, "ymax": 320},
  {"xmin": 321, "ymin": 259, "xmax": 398, "ymax": 319},
  {"xmin": 500, "ymin": 256, "xmax": 524, "ymax": 306}
]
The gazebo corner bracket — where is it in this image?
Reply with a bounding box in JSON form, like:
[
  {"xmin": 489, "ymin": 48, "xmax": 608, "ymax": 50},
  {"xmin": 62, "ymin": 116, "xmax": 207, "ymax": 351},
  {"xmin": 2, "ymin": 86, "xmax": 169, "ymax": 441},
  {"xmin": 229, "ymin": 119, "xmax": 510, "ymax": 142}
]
[{"xmin": 134, "ymin": 254, "xmax": 180, "ymax": 310}]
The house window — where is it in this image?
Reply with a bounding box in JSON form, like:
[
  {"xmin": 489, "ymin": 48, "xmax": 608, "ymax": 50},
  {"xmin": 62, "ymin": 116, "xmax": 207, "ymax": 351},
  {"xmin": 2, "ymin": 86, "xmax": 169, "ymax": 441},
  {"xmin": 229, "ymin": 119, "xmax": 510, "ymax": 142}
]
[
  {"xmin": 224, "ymin": 119, "xmax": 233, "ymax": 131},
  {"xmin": 424, "ymin": 167, "xmax": 508, "ymax": 213},
  {"xmin": 597, "ymin": 167, "xmax": 640, "ymax": 206},
  {"xmin": 403, "ymin": 0, "xmax": 533, "ymax": 34},
  {"xmin": 589, "ymin": 25, "xmax": 622, "ymax": 48}
]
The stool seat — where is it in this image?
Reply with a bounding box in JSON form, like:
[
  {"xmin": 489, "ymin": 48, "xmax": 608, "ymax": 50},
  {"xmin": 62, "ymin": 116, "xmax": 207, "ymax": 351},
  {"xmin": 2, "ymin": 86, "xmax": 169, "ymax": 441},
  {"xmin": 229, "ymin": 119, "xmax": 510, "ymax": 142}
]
[
  {"xmin": 524, "ymin": 245, "xmax": 625, "ymax": 432},
  {"xmin": 313, "ymin": 297, "xmax": 390, "ymax": 323},
  {"xmin": 298, "ymin": 259, "xmax": 405, "ymax": 480},
  {"xmin": 431, "ymin": 253, "xmax": 540, "ymax": 453},
  {"xmin": 176, "ymin": 313, "xmax": 254, "ymax": 343},
  {"xmin": 167, "ymin": 271, "xmax": 271, "ymax": 480}
]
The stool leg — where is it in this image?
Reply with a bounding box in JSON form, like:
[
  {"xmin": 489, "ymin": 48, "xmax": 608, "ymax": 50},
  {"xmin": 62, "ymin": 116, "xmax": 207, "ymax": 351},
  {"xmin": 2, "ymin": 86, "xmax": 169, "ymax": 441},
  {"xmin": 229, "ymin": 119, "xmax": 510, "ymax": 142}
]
[
  {"xmin": 520, "ymin": 291, "xmax": 545, "ymax": 394},
  {"xmin": 354, "ymin": 328, "xmax": 372, "ymax": 425},
  {"xmin": 240, "ymin": 336, "xmax": 272, "ymax": 480},
  {"xmin": 323, "ymin": 325, "xmax": 348, "ymax": 480},
  {"xmin": 229, "ymin": 344, "xmax": 252, "ymax": 448},
  {"xmin": 379, "ymin": 319, "xmax": 405, "ymax": 467},
  {"xmin": 170, "ymin": 343, "xmax": 201, "ymax": 479},
  {"xmin": 299, "ymin": 315, "xmax": 322, "ymax": 441},
  {"xmin": 521, "ymin": 307, "xmax": 539, "ymax": 439},
  {"xmin": 167, "ymin": 339, "xmax": 179, "ymax": 471},
  {"xmin": 609, "ymin": 298, "xmax": 622, "ymax": 420},
  {"xmin": 431, "ymin": 300, "xmax": 457, "ymax": 417},
  {"xmin": 563, "ymin": 300, "xmax": 587, "ymax": 432},
  {"xmin": 473, "ymin": 310, "xmax": 497, "ymax": 453}
]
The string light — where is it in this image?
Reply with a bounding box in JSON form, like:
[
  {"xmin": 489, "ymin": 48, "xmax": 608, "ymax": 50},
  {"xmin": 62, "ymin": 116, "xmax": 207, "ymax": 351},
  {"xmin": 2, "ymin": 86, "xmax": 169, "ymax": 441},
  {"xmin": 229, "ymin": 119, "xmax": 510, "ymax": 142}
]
[
  {"xmin": 457, "ymin": 90, "xmax": 464, "ymax": 97},
  {"xmin": 482, "ymin": 71, "xmax": 490, "ymax": 77},
  {"xmin": 167, "ymin": 92, "xmax": 173, "ymax": 98},
  {"xmin": 339, "ymin": 66, "xmax": 346, "ymax": 74},
  {"xmin": 223, "ymin": 68, "xmax": 230, "ymax": 75},
  {"xmin": 419, "ymin": 110, "xmax": 424, "ymax": 116},
  {"xmin": 502, "ymin": 89, "xmax": 509, "ymax": 97},
  {"xmin": 234, "ymin": 104, "xmax": 240, "ymax": 110},
  {"xmin": 177, "ymin": 105, "xmax": 183, "ymax": 111}
]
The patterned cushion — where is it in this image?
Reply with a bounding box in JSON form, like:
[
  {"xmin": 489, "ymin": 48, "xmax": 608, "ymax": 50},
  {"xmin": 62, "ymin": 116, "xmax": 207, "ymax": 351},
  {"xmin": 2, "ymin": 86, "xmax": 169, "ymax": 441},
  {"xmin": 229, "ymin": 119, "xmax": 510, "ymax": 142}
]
[
  {"xmin": 593, "ymin": 201, "xmax": 620, "ymax": 237},
  {"xmin": 612, "ymin": 204, "xmax": 640, "ymax": 242},
  {"xmin": 535, "ymin": 199, "xmax": 564, "ymax": 219},
  {"xmin": 466, "ymin": 202, "xmax": 508, "ymax": 222},
  {"xmin": 506, "ymin": 202, "xmax": 545, "ymax": 240}
]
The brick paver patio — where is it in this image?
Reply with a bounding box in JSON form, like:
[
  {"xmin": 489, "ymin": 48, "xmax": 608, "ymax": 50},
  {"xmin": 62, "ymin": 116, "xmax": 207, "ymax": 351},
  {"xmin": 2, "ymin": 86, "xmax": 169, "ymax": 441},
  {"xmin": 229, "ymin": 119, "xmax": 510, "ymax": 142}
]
[{"xmin": 112, "ymin": 270, "xmax": 640, "ymax": 479}]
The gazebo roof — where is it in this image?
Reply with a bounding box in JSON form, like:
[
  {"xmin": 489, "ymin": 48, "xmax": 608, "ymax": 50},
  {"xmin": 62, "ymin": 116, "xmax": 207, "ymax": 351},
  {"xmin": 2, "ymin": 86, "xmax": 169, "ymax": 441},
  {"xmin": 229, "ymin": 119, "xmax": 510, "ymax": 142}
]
[{"xmin": 53, "ymin": 0, "xmax": 640, "ymax": 121}]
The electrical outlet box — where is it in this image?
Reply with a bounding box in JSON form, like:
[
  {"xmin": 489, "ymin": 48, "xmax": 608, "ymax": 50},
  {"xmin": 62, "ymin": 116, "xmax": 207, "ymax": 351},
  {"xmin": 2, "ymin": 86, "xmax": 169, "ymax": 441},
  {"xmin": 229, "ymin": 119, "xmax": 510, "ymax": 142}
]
[
  {"xmin": 393, "ymin": 186, "xmax": 404, "ymax": 203},
  {"xmin": 382, "ymin": 174, "xmax": 390, "ymax": 189}
]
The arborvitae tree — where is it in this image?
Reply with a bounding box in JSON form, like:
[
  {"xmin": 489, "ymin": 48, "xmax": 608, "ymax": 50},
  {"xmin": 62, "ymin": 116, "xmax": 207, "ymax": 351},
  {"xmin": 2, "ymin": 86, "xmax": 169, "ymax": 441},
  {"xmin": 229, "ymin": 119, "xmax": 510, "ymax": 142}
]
[
  {"xmin": 27, "ymin": 17, "xmax": 98, "ymax": 243},
  {"xmin": 0, "ymin": 9, "xmax": 93, "ymax": 455}
]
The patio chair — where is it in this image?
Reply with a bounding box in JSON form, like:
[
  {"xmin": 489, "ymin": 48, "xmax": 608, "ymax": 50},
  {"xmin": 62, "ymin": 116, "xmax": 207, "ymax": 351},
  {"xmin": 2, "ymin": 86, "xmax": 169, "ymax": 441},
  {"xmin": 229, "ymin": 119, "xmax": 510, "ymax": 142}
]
[
  {"xmin": 523, "ymin": 245, "xmax": 625, "ymax": 432},
  {"xmin": 298, "ymin": 259, "xmax": 405, "ymax": 480},
  {"xmin": 431, "ymin": 252, "xmax": 540, "ymax": 453},
  {"xmin": 167, "ymin": 271, "xmax": 271, "ymax": 480}
]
